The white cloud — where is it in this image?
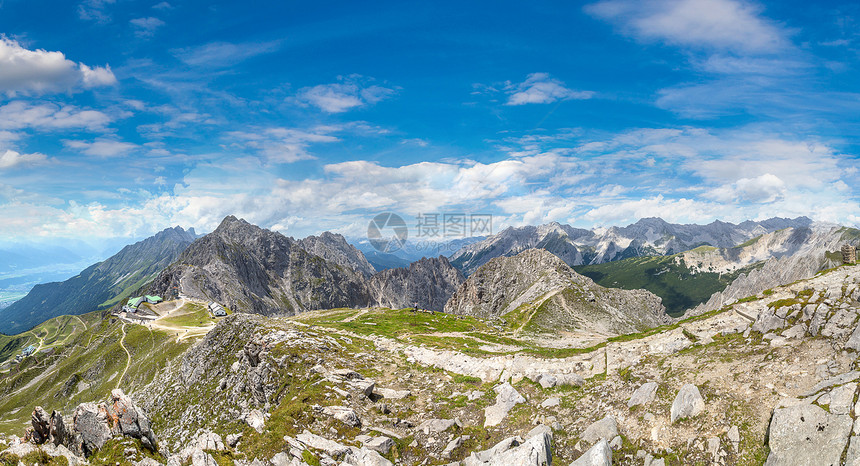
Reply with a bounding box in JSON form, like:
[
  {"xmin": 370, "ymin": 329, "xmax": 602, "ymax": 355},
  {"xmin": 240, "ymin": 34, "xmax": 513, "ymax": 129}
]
[
  {"xmin": 152, "ymin": 2, "xmax": 173, "ymax": 10},
  {"xmin": 225, "ymin": 126, "xmax": 343, "ymax": 163},
  {"xmin": 708, "ymin": 173, "xmax": 786, "ymax": 203},
  {"xmin": 505, "ymin": 73, "xmax": 594, "ymax": 105},
  {"xmin": 585, "ymin": 0, "xmax": 786, "ymax": 53},
  {"xmin": 295, "ymin": 75, "xmax": 396, "ymax": 113},
  {"xmin": 64, "ymin": 138, "xmax": 138, "ymax": 157},
  {"xmin": 130, "ymin": 17, "xmax": 166, "ymax": 38},
  {"xmin": 78, "ymin": 0, "xmax": 115, "ymax": 23},
  {"xmin": 171, "ymin": 41, "xmax": 281, "ymax": 68},
  {"xmin": 0, "ymin": 37, "xmax": 117, "ymax": 95},
  {"xmin": 0, "ymin": 101, "xmax": 112, "ymax": 131},
  {"xmin": 0, "ymin": 149, "xmax": 47, "ymax": 169}
]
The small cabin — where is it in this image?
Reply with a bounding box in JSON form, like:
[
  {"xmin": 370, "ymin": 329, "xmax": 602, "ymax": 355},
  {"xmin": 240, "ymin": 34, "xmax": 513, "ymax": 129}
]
[{"xmin": 208, "ymin": 301, "xmax": 227, "ymax": 317}]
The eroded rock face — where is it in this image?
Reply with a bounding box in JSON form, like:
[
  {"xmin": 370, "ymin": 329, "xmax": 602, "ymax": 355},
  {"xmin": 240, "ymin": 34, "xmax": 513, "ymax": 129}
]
[
  {"xmin": 445, "ymin": 249, "xmax": 671, "ymax": 335},
  {"xmin": 64, "ymin": 389, "xmax": 158, "ymax": 457},
  {"xmin": 765, "ymin": 404, "xmax": 852, "ymax": 466},
  {"xmin": 368, "ymin": 256, "xmax": 464, "ymax": 312},
  {"xmin": 30, "ymin": 406, "xmax": 51, "ymax": 444},
  {"xmin": 73, "ymin": 403, "xmax": 111, "ymax": 455},
  {"xmin": 570, "ymin": 438, "xmax": 612, "ymax": 466}
]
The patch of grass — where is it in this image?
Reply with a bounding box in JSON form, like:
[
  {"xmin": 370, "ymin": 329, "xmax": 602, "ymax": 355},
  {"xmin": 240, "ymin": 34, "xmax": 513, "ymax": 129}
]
[
  {"xmin": 452, "ymin": 374, "xmax": 482, "ymax": 385},
  {"xmin": 158, "ymin": 303, "xmax": 212, "ymax": 327},
  {"xmin": 768, "ymin": 298, "xmax": 800, "ymax": 309}
]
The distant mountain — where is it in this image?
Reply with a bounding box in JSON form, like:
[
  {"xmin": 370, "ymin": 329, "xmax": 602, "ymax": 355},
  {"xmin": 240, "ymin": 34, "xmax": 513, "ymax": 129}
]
[
  {"xmin": 0, "ymin": 226, "xmax": 197, "ymax": 334},
  {"xmin": 445, "ymin": 249, "xmax": 671, "ymax": 335},
  {"xmin": 362, "ymin": 250, "xmax": 413, "ymax": 271},
  {"xmin": 352, "ymin": 236, "xmax": 487, "ymax": 264},
  {"xmin": 449, "ymin": 217, "xmax": 813, "ymax": 275},
  {"xmin": 368, "ymin": 256, "xmax": 465, "ymax": 312}
]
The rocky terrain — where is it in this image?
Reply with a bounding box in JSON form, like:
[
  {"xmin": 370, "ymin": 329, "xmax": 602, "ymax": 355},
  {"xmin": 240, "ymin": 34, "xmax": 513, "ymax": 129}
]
[
  {"xmin": 449, "ymin": 217, "xmax": 813, "ymax": 275},
  {"xmin": 0, "ymin": 226, "xmax": 197, "ymax": 334},
  {"xmin": 4, "ymin": 261, "xmax": 860, "ymax": 465},
  {"xmin": 149, "ymin": 216, "xmax": 466, "ymax": 317},
  {"xmin": 445, "ymin": 249, "xmax": 671, "ymax": 336},
  {"xmin": 368, "ymin": 257, "xmax": 465, "ymax": 312}
]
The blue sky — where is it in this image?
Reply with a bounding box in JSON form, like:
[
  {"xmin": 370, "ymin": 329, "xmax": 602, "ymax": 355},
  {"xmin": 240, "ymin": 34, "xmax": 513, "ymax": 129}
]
[{"xmin": 0, "ymin": 0, "xmax": 859, "ymax": 246}]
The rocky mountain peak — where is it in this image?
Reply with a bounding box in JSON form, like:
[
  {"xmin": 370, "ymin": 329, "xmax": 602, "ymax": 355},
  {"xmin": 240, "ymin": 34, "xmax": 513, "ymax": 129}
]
[{"xmin": 369, "ymin": 255, "xmax": 465, "ymax": 311}]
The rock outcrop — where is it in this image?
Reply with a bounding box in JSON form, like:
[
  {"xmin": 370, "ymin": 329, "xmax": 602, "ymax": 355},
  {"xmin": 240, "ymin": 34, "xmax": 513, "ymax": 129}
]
[
  {"xmin": 369, "ymin": 256, "xmax": 465, "ymax": 312},
  {"xmin": 445, "ymin": 249, "xmax": 671, "ymax": 335}
]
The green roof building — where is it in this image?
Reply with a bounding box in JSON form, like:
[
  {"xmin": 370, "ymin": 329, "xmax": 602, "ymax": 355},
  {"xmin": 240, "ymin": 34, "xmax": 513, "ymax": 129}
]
[
  {"xmin": 144, "ymin": 295, "xmax": 163, "ymax": 304},
  {"xmin": 127, "ymin": 297, "xmax": 144, "ymax": 308}
]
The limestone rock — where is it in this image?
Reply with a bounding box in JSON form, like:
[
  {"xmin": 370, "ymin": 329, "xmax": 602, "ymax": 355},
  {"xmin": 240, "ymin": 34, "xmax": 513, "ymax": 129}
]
[
  {"xmin": 765, "ymin": 404, "xmax": 852, "ymax": 465},
  {"xmin": 484, "ymin": 382, "xmax": 526, "ymax": 427},
  {"xmin": 72, "ymin": 402, "xmax": 112, "ymax": 455},
  {"xmin": 191, "ymin": 449, "xmax": 218, "ymax": 466},
  {"xmin": 342, "ymin": 447, "xmax": 394, "ymax": 466},
  {"xmin": 670, "ymin": 384, "xmax": 705, "ymax": 423},
  {"xmin": 463, "ymin": 431, "xmax": 552, "ymax": 466},
  {"xmin": 581, "ymin": 415, "xmax": 618, "ymax": 444},
  {"xmin": 363, "ymin": 436, "xmax": 394, "ymax": 455},
  {"xmin": 31, "ymin": 406, "xmax": 51, "ymax": 444},
  {"xmin": 106, "ymin": 389, "xmax": 159, "ymax": 452},
  {"xmin": 570, "ymin": 438, "xmax": 612, "ymax": 466},
  {"xmin": 243, "ymin": 409, "xmax": 266, "ymax": 433},
  {"xmin": 628, "ymin": 382, "xmax": 658, "ymax": 408},
  {"xmin": 417, "ymin": 418, "xmax": 457, "ymax": 434},
  {"xmin": 197, "ymin": 431, "xmax": 225, "ymax": 450},
  {"xmin": 296, "ymin": 430, "xmax": 351, "ymax": 458},
  {"xmin": 322, "ymin": 406, "xmax": 361, "ymax": 427}
]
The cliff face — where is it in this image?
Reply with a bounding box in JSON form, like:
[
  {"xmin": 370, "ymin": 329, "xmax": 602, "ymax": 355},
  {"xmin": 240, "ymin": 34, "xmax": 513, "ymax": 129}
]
[
  {"xmin": 445, "ymin": 248, "xmax": 671, "ymax": 335},
  {"xmin": 149, "ymin": 217, "xmax": 372, "ymax": 316},
  {"xmin": 368, "ymin": 256, "xmax": 465, "ymax": 312},
  {"xmin": 0, "ymin": 226, "xmax": 196, "ymax": 334},
  {"xmin": 298, "ymin": 231, "xmax": 377, "ymax": 278}
]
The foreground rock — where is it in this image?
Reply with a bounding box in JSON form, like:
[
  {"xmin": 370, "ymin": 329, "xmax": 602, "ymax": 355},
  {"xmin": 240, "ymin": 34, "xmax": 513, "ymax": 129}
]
[
  {"xmin": 463, "ymin": 430, "xmax": 553, "ymax": 465},
  {"xmin": 670, "ymin": 384, "xmax": 705, "ymax": 423},
  {"xmin": 570, "ymin": 438, "xmax": 612, "ymax": 466},
  {"xmin": 765, "ymin": 404, "xmax": 852, "ymax": 465},
  {"xmin": 484, "ymin": 382, "xmax": 526, "ymax": 427}
]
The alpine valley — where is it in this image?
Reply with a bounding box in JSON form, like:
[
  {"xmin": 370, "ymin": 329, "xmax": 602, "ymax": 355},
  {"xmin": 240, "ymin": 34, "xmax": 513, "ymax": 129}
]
[{"xmin": 1, "ymin": 215, "xmax": 860, "ymax": 466}]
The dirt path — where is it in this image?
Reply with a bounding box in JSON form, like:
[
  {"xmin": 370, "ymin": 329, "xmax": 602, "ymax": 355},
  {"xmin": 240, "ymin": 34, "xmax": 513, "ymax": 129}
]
[{"xmin": 116, "ymin": 323, "xmax": 131, "ymax": 390}]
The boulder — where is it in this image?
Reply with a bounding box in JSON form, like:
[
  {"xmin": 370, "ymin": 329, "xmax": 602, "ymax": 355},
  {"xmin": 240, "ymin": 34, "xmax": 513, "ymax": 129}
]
[
  {"xmin": 846, "ymin": 322, "xmax": 860, "ymax": 351},
  {"xmin": 628, "ymin": 382, "xmax": 658, "ymax": 408},
  {"xmin": 541, "ymin": 397, "xmax": 560, "ymax": 408},
  {"xmin": 197, "ymin": 431, "xmax": 225, "ymax": 450},
  {"xmin": 463, "ymin": 431, "xmax": 552, "ymax": 466},
  {"xmin": 752, "ymin": 308, "xmax": 785, "ymax": 334},
  {"xmin": 581, "ymin": 415, "xmax": 618, "ymax": 444},
  {"xmin": 191, "ymin": 449, "xmax": 218, "ymax": 466},
  {"xmin": 484, "ymin": 382, "xmax": 526, "ymax": 427},
  {"xmin": 50, "ymin": 410, "xmax": 72, "ymax": 448},
  {"xmin": 341, "ymin": 447, "xmax": 393, "ymax": 466},
  {"xmin": 363, "ymin": 436, "xmax": 394, "ymax": 455},
  {"xmin": 846, "ymin": 436, "xmax": 860, "ymax": 466},
  {"xmin": 296, "ymin": 430, "xmax": 352, "ymax": 458},
  {"xmin": 243, "ymin": 409, "xmax": 266, "ymax": 433},
  {"xmin": 322, "ymin": 405, "xmax": 361, "ymax": 427},
  {"xmin": 417, "ymin": 418, "xmax": 458, "ymax": 435},
  {"xmin": 670, "ymin": 384, "xmax": 705, "ymax": 423},
  {"xmin": 570, "ymin": 438, "xmax": 612, "ymax": 466},
  {"xmin": 765, "ymin": 404, "xmax": 852, "ymax": 465},
  {"xmin": 106, "ymin": 389, "xmax": 159, "ymax": 452},
  {"xmin": 73, "ymin": 402, "xmax": 112, "ymax": 455}
]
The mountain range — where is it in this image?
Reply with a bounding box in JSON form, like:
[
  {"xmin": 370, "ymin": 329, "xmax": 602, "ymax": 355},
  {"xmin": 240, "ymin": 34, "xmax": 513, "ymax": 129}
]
[{"xmin": 449, "ymin": 216, "xmax": 814, "ymax": 275}]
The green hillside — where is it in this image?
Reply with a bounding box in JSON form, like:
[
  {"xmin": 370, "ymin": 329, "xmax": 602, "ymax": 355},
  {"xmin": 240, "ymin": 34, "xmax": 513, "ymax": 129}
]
[
  {"xmin": 575, "ymin": 255, "xmax": 762, "ymax": 317},
  {"xmin": 0, "ymin": 227, "xmax": 195, "ymax": 335}
]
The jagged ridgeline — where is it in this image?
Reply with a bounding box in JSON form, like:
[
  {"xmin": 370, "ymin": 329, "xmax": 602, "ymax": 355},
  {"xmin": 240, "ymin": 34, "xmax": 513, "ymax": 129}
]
[{"xmin": 147, "ymin": 216, "xmax": 464, "ymax": 316}]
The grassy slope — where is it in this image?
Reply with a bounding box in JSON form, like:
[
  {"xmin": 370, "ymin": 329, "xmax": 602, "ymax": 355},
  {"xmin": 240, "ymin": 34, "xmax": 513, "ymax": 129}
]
[
  {"xmin": 574, "ymin": 255, "xmax": 762, "ymax": 317},
  {"xmin": 0, "ymin": 313, "xmax": 192, "ymax": 436}
]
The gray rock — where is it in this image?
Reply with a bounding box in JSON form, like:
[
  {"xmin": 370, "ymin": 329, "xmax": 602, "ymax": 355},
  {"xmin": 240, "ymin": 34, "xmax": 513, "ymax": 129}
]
[
  {"xmin": 765, "ymin": 404, "xmax": 852, "ymax": 466},
  {"xmin": 463, "ymin": 432, "xmax": 552, "ymax": 466},
  {"xmin": 826, "ymin": 383, "xmax": 857, "ymax": 415},
  {"xmin": 296, "ymin": 430, "xmax": 351, "ymax": 458},
  {"xmin": 570, "ymin": 438, "xmax": 612, "ymax": 466},
  {"xmin": 73, "ymin": 402, "xmax": 112, "ymax": 455},
  {"xmin": 226, "ymin": 433, "xmax": 242, "ymax": 448},
  {"xmin": 727, "ymin": 425, "xmax": 740, "ymax": 452},
  {"xmin": 321, "ymin": 406, "xmax": 361, "ymax": 428},
  {"xmin": 581, "ymin": 415, "xmax": 618, "ymax": 444},
  {"xmin": 341, "ymin": 447, "xmax": 393, "ymax": 466},
  {"xmin": 417, "ymin": 418, "xmax": 458, "ymax": 434},
  {"xmin": 557, "ymin": 373, "xmax": 585, "ymax": 387},
  {"xmin": 541, "ymin": 397, "xmax": 560, "ymax": 408},
  {"xmin": 846, "ymin": 321, "xmax": 860, "ymax": 351},
  {"xmin": 628, "ymin": 382, "xmax": 658, "ymax": 408},
  {"xmin": 243, "ymin": 409, "xmax": 266, "ymax": 433},
  {"xmin": 537, "ymin": 374, "xmax": 558, "ymax": 389},
  {"xmin": 442, "ymin": 436, "xmax": 464, "ymax": 458},
  {"xmin": 375, "ymin": 387, "xmax": 411, "ymax": 400},
  {"xmin": 197, "ymin": 431, "xmax": 225, "ymax": 450},
  {"xmin": 269, "ymin": 452, "xmax": 292, "ymax": 466},
  {"xmin": 846, "ymin": 436, "xmax": 860, "ymax": 466},
  {"xmin": 752, "ymin": 308, "xmax": 785, "ymax": 334},
  {"xmin": 670, "ymin": 384, "xmax": 705, "ymax": 423},
  {"xmin": 484, "ymin": 382, "xmax": 526, "ymax": 427},
  {"xmin": 363, "ymin": 436, "xmax": 394, "ymax": 455},
  {"xmin": 191, "ymin": 449, "xmax": 218, "ymax": 466}
]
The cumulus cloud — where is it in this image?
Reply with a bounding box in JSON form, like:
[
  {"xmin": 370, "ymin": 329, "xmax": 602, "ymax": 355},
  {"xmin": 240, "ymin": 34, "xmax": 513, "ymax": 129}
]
[
  {"xmin": 130, "ymin": 17, "xmax": 166, "ymax": 38},
  {"xmin": 295, "ymin": 75, "xmax": 397, "ymax": 113},
  {"xmin": 64, "ymin": 138, "xmax": 138, "ymax": 157},
  {"xmin": 585, "ymin": 0, "xmax": 786, "ymax": 53},
  {"xmin": 0, "ymin": 38, "xmax": 117, "ymax": 96},
  {"xmin": 708, "ymin": 173, "xmax": 786, "ymax": 203},
  {"xmin": 0, "ymin": 101, "xmax": 112, "ymax": 131},
  {"xmin": 226, "ymin": 126, "xmax": 342, "ymax": 163},
  {"xmin": 505, "ymin": 73, "xmax": 594, "ymax": 105},
  {"xmin": 0, "ymin": 149, "xmax": 47, "ymax": 169}
]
